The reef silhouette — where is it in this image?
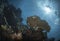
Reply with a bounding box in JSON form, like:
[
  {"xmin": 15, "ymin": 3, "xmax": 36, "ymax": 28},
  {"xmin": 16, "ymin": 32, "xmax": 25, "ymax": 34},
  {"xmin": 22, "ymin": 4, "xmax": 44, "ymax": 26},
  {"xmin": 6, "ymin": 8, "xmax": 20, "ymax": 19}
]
[{"xmin": 0, "ymin": 0, "xmax": 60, "ymax": 41}]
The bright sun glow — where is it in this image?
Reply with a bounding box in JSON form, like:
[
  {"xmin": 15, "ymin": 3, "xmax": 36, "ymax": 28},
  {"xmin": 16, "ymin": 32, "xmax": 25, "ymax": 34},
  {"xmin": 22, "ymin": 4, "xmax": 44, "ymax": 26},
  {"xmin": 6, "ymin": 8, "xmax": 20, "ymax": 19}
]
[{"xmin": 44, "ymin": 6, "xmax": 52, "ymax": 14}]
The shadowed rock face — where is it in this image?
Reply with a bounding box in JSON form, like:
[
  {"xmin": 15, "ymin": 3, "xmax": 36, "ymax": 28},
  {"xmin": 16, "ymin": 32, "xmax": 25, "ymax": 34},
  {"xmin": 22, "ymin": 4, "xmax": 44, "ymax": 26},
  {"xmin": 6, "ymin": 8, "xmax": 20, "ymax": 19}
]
[
  {"xmin": 27, "ymin": 16, "xmax": 50, "ymax": 32},
  {"xmin": 3, "ymin": 5, "xmax": 22, "ymax": 26},
  {"xmin": 0, "ymin": 0, "xmax": 23, "ymax": 41}
]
